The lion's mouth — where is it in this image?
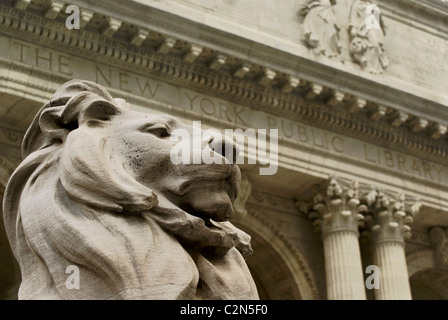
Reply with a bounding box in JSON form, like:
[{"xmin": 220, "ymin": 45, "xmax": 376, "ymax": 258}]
[
  {"xmin": 179, "ymin": 201, "xmax": 235, "ymax": 223},
  {"xmin": 165, "ymin": 164, "xmax": 241, "ymax": 222}
]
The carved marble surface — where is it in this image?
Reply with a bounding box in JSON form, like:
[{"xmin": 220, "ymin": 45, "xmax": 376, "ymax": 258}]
[
  {"xmin": 2, "ymin": 79, "xmax": 259, "ymax": 300},
  {"xmin": 0, "ymin": 2, "xmax": 446, "ymax": 166},
  {"xmin": 301, "ymin": 176, "xmax": 421, "ymax": 242},
  {"xmin": 298, "ymin": 0, "xmax": 341, "ymax": 57},
  {"xmin": 348, "ymin": 0, "xmax": 389, "ymax": 74},
  {"xmin": 298, "ymin": 0, "xmax": 390, "ymax": 74}
]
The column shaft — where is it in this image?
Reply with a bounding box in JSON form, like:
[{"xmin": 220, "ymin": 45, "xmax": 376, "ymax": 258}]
[
  {"xmin": 373, "ymin": 241, "xmax": 411, "ymax": 300},
  {"xmin": 323, "ymin": 230, "xmax": 366, "ymax": 300}
]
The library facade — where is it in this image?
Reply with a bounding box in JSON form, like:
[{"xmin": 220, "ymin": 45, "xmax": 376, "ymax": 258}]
[{"xmin": 0, "ymin": 0, "xmax": 447, "ymax": 299}]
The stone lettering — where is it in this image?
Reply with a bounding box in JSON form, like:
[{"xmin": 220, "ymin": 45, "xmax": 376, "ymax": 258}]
[
  {"xmin": 119, "ymin": 72, "xmax": 132, "ymax": 93},
  {"xmin": 411, "ymin": 160, "xmax": 422, "ymax": 177},
  {"xmin": 58, "ymin": 55, "xmax": 72, "ymax": 76},
  {"xmin": 35, "ymin": 49, "xmax": 52, "ymax": 70},
  {"xmin": 396, "ymin": 154, "xmax": 408, "ymax": 173},
  {"xmin": 233, "ymin": 106, "xmax": 248, "ymax": 126},
  {"xmin": 384, "ymin": 150, "xmax": 394, "ymax": 168},
  {"xmin": 183, "ymin": 92, "xmax": 198, "ymax": 110},
  {"xmin": 11, "ymin": 41, "xmax": 72, "ymax": 75},
  {"xmin": 200, "ymin": 98, "xmax": 215, "ymax": 116},
  {"xmin": 364, "ymin": 144, "xmax": 377, "ymax": 163},
  {"xmin": 136, "ymin": 78, "xmax": 160, "ymax": 97},
  {"xmin": 432, "ymin": 165, "xmax": 444, "ymax": 183},
  {"xmin": 12, "ymin": 41, "xmax": 29, "ymax": 62},
  {"xmin": 218, "ymin": 102, "xmax": 233, "ymax": 123},
  {"xmin": 281, "ymin": 120, "xmax": 294, "ymax": 138},
  {"xmin": 267, "ymin": 116, "xmax": 277, "ymax": 131},
  {"xmin": 96, "ymin": 66, "xmax": 112, "ymax": 87},
  {"xmin": 4, "ymin": 37, "xmax": 447, "ymax": 186},
  {"xmin": 421, "ymin": 162, "xmax": 433, "ymax": 180},
  {"xmin": 331, "ymin": 136, "xmax": 344, "ymax": 153},
  {"xmin": 311, "ymin": 129, "xmax": 328, "ymax": 149},
  {"xmin": 297, "ymin": 125, "xmax": 309, "ymax": 143}
]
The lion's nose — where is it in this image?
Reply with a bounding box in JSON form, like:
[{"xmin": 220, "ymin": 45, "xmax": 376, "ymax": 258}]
[{"xmin": 208, "ymin": 135, "xmax": 240, "ymax": 164}]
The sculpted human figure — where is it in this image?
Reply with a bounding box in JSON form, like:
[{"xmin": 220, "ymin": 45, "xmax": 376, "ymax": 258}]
[
  {"xmin": 349, "ymin": 0, "xmax": 389, "ymax": 74},
  {"xmin": 298, "ymin": 0, "xmax": 341, "ymax": 58},
  {"xmin": 2, "ymin": 79, "xmax": 259, "ymax": 300}
]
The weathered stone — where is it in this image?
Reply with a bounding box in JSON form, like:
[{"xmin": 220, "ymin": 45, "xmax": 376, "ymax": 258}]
[
  {"xmin": 298, "ymin": 0, "xmax": 341, "ymax": 57},
  {"xmin": 2, "ymin": 79, "xmax": 259, "ymax": 300}
]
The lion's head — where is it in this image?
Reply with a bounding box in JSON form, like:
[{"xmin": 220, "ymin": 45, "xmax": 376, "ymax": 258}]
[{"xmin": 3, "ymin": 80, "xmax": 258, "ymax": 300}]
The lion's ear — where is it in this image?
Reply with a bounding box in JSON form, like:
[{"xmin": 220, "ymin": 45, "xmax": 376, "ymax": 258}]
[
  {"xmin": 23, "ymin": 80, "xmax": 122, "ymax": 158},
  {"xmin": 61, "ymin": 93, "xmax": 122, "ymax": 128},
  {"xmin": 79, "ymin": 100, "xmax": 121, "ymax": 125}
]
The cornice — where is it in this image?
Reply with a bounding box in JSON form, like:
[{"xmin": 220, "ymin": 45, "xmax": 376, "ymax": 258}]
[
  {"xmin": 0, "ymin": 1, "xmax": 447, "ymax": 166},
  {"xmin": 382, "ymin": 0, "xmax": 448, "ymax": 20},
  {"xmin": 378, "ymin": 0, "xmax": 448, "ymax": 28},
  {"xmin": 73, "ymin": 0, "xmax": 448, "ymax": 112}
]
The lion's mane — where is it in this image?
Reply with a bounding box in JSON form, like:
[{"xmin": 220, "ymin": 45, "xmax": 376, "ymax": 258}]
[{"xmin": 3, "ymin": 80, "xmax": 258, "ymax": 300}]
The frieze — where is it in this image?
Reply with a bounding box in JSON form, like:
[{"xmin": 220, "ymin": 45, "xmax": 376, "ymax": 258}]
[
  {"xmin": 1, "ymin": 45, "xmax": 448, "ymax": 188},
  {"xmin": 0, "ymin": 3, "xmax": 446, "ymax": 146},
  {"xmin": 0, "ymin": 3, "xmax": 447, "ymax": 169}
]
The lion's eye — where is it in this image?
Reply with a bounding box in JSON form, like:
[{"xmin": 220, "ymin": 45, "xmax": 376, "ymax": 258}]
[{"xmin": 143, "ymin": 124, "xmax": 170, "ymax": 138}]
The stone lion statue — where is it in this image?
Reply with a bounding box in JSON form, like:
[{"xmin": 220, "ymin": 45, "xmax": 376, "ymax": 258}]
[{"xmin": 2, "ymin": 79, "xmax": 259, "ymax": 300}]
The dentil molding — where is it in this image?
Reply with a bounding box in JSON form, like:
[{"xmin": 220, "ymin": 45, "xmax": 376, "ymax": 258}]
[{"xmin": 0, "ymin": 0, "xmax": 447, "ymax": 166}]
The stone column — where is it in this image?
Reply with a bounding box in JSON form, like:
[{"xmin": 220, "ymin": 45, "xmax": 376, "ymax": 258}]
[
  {"xmin": 362, "ymin": 190, "xmax": 421, "ymax": 300},
  {"xmin": 306, "ymin": 177, "xmax": 366, "ymax": 300}
]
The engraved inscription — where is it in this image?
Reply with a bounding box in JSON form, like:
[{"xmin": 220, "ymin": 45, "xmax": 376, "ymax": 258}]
[
  {"xmin": 1, "ymin": 36, "xmax": 447, "ymax": 186},
  {"xmin": 11, "ymin": 40, "xmax": 73, "ymax": 76}
]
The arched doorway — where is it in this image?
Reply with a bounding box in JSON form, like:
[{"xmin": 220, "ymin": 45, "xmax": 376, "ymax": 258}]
[
  {"xmin": 407, "ymin": 249, "xmax": 448, "ymax": 300},
  {"xmin": 233, "ymin": 209, "xmax": 319, "ymax": 300}
]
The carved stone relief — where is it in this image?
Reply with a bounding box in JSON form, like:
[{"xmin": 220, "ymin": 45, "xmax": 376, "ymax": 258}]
[
  {"xmin": 348, "ymin": 0, "xmax": 389, "ymax": 74},
  {"xmin": 298, "ymin": 0, "xmax": 389, "ymax": 74},
  {"xmin": 298, "ymin": 176, "xmax": 421, "ymax": 243},
  {"xmin": 361, "ymin": 189, "xmax": 420, "ymax": 243},
  {"xmin": 298, "ymin": 0, "xmax": 342, "ymax": 57}
]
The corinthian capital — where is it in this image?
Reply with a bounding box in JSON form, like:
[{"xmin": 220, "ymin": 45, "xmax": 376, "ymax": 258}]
[
  {"xmin": 302, "ymin": 176, "xmax": 364, "ymax": 236},
  {"xmin": 361, "ymin": 189, "xmax": 421, "ymax": 244}
]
